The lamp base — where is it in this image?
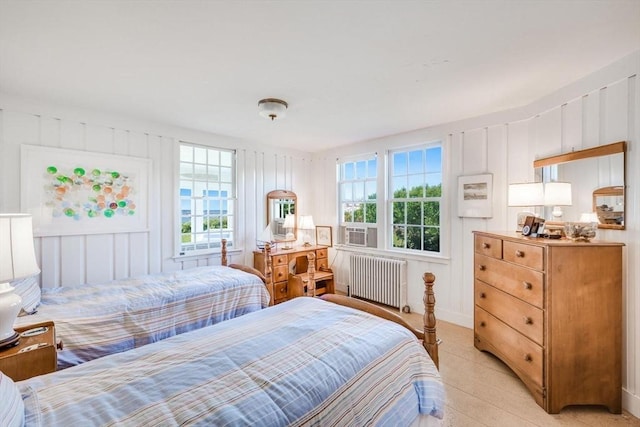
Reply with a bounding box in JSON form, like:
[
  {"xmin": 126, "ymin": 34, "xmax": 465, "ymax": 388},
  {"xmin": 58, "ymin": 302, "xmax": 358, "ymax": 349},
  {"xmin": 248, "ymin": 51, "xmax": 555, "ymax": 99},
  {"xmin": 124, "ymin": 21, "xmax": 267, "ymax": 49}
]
[{"xmin": 0, "ymin": 332, "xmax": 19, "ymax": 349}]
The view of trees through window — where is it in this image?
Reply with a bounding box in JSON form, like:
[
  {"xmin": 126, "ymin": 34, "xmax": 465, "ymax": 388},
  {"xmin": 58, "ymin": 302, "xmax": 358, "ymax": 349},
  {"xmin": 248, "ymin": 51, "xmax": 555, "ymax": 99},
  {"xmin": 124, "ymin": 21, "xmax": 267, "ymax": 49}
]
[
  {"xmin": 390, "ymin": 145, "xmax": 442, "ymax": 252},
  {"xmin": 338, "ymin": 143, "xmax": 442, "ymax": 254}
]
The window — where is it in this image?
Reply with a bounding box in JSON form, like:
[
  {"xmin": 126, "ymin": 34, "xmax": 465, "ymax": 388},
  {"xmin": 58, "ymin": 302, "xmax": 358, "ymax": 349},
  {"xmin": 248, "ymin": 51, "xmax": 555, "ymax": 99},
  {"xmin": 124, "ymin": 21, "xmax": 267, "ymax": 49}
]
[
  {"xmin": 178, "ymin": 142, "xmax": 235, "ymax": 256},
  {"xmin": 339, "ymin": 156, "xmax": 377, "ymax": 224},
  {"xmin": 389, "ymin": 144, "xmax": 442, "ymax": 253},
  {"xmin": 337, "ymin": 155, "xmax": 378, "ymax": 247}
]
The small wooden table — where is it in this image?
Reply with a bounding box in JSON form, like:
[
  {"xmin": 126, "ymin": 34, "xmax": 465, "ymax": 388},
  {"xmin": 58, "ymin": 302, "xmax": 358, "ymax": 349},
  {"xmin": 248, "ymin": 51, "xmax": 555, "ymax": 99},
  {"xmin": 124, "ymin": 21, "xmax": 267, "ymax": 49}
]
[{"xmin": 0, "ymin": 321, "xmax": 57, "ymax": 381}]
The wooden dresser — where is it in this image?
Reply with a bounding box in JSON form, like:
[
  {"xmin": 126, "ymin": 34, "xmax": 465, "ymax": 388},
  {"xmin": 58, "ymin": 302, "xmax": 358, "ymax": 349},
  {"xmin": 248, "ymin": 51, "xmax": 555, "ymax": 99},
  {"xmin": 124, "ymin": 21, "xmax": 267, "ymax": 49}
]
[
  {"xmin": 473, "ymin": 231, "xmax": 623, "ymax": 414},
  {"xmin": 253, "ymin": 245, "xmax": 329, "ymax": 305}
]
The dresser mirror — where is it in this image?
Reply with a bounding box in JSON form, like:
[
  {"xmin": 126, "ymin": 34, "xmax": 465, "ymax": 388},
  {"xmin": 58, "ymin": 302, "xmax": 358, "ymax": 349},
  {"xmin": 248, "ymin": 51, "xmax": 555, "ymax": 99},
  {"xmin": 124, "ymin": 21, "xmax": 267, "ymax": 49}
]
[
  {"xmin": 534, "ymin": 141, "xmax": 625, "ymax": 230},
  {"xmin": 267, "ymin": 190, "xmax": 297, "ymax": 241}
]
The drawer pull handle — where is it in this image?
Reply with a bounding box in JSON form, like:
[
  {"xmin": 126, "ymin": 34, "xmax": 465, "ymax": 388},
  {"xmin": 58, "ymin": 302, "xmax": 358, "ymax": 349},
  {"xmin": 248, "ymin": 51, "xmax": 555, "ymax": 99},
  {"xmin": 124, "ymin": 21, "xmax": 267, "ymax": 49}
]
[
  {"xmin": 523, "ymin": 316, "xmax": 533, "ymax": 325},
  {"xmin": 478, "ymin": 265, "xmax": 486, "ymax": 271},
  {"xmin": 524, "ymin": 354, "xmax": 532, "ymax": 362},
  {"xmin": 280, "ymin": 287, "xmax": 286, "ymax": 293},
  {"xmin": 515, "ymin": 250, "xmax": 524, "ymax": 258},
  {"xmin": 479, "ymin": 292, "xmax": 486, "ymax": 298},
  {"xmin": 523, "ymin": 281, "xmax": 532, "ymax": 290},
  {"xmin": 482, "ymin": 242, "xmax": 490, "ymax": 249},
  {"xmin": 479, "ymin": 321, "xmax": 486, "ymax": 327}
]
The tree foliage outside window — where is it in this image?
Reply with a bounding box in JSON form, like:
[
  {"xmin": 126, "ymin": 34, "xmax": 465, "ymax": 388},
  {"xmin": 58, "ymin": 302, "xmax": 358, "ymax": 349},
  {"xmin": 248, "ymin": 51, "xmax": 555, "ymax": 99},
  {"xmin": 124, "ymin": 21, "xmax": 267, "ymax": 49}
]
[
  {"xmin": 178, "ymin": 142, "xmax": 235, "ymax": 255},
  {"xmin": 390, "ymin": 145, "xmax": 442, "ymax": 253}
]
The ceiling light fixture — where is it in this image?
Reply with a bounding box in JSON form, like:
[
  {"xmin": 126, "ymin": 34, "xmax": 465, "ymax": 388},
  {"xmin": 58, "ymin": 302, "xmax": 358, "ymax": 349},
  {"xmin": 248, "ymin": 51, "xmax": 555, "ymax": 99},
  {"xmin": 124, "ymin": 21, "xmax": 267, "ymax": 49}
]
[{"xmin": 258, "ymin": 98, "xmax": 288, "ymax": 121}]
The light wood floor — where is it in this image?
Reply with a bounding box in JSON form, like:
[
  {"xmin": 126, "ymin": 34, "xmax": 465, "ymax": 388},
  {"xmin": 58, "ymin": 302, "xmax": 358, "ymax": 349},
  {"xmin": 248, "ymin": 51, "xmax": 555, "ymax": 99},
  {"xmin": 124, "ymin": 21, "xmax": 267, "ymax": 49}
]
[{"xmin": 400, "ymin": 313, "xmax": 640, "ymax": 426}]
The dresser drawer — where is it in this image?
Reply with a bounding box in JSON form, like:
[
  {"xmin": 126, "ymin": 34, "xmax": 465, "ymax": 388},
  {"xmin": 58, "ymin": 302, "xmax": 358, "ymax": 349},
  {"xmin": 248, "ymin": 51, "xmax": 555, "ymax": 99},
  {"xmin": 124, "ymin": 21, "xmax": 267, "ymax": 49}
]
[
  {"xmin": 475, "ymin": 254, "xmax": 543, "ymax": 308},
  {"xmin": 474, "ymin": 235, "xmax": 503, "ymax": 259},
  {"xmin": 316, "ymin": 257, "xmax": 328, "ymax": 270},
  {"xmin": 272, "ymin": 265, "xmax": 289, "ymax": 284},
  {"xmin": 316, "ymin": 248, "xmax": 328, "ymax": 259},
  {"xmin": 475, "ymin": 280, "xmax": 543, "ymax": 345},
  {"xmin": 503, "ymin": 241, "xmax": 544, "ymax": 271},
  {"xmin": 272, "ymin": 254, "xmax": 288, "ymax": 266},
  {"xmin": 273, "ymin": 281, "xmax": 288, "ymax": 302},
  {"xmin": 475, "ymin": 306, "xmax": 543, "ymax": 389}
]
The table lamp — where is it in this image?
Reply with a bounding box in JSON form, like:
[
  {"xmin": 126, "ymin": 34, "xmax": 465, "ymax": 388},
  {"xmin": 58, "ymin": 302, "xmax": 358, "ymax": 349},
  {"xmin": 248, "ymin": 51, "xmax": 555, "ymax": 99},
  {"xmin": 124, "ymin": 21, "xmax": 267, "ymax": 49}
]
[
  {"xmin": 0, "ymin": 214, "xmax": 40, "ymax": 347},
  {"xmin": 299, "ymin": 215, "xmax": 315, "ymax": 247},
  {"xmin": 543, "ymin": 182, "xmax": 572, "ymax": 220},
  {"xmin": 281, "ymin": 214, "xmax": 296, "ymax": 250},
  {"xmin": 508, "ymin": 182, "xmax": 544, "ymax": 231}
]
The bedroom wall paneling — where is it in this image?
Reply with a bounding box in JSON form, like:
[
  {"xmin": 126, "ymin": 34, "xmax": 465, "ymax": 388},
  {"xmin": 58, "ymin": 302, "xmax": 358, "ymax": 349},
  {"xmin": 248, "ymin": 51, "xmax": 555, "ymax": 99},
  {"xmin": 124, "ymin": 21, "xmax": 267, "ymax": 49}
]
[
  {"xmin": 312, "ymin": 51, "xmax": 640, "ymax": 416},
  {"xmin": 0, "ymin": 97, "xmax": 311, "ymax": 292}
]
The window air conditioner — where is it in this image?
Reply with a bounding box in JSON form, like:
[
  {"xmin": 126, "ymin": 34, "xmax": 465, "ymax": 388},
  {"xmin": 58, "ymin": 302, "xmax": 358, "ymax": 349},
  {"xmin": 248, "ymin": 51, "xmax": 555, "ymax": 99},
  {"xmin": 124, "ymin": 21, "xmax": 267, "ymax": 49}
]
[{"xmin": 345, "ymin": 227, "xmax": 367, "ymax": 246}]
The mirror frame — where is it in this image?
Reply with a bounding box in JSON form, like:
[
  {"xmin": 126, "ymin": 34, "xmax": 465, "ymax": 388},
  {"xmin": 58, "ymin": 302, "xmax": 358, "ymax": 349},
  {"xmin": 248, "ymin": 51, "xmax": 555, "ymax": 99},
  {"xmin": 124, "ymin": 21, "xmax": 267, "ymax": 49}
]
[
  {"xmin": 267, "ymin": 190, "xmax": 297, "ymax": 241},
  {"xmin": 533, "ymin": 141, "xmax": 626, "ymax": 230}
]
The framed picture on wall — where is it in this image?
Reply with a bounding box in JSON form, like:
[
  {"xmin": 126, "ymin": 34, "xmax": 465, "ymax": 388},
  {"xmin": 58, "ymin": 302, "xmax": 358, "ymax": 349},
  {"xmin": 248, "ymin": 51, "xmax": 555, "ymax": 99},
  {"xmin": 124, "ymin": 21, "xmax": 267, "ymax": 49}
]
[
  {"xmin": 316, "ymin": 225, "xmax": 333, "ymax": 247},
  {"xmin": 21, "ymin": 144, "xmax": 151, "ymax": 236},
  {"xmin": 457, "ymin": 173, "xmax": 493, "ymax": 218}
]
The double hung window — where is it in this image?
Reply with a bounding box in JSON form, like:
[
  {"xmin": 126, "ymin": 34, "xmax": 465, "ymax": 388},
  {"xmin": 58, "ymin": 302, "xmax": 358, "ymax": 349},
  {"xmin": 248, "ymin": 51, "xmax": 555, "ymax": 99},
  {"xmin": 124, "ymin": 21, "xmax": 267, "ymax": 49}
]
[{"xmin": 178, "ymin": 142, "xmax": 235, "ymax": 256}]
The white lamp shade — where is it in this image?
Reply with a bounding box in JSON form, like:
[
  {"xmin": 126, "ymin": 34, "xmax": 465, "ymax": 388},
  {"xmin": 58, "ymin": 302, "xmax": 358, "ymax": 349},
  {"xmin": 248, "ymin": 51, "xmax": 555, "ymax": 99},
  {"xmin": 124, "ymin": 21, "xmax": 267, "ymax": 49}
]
[
  {"xmin": 299, "ymin": 215, "xmax": 315, "ymax": 230},
  {"xmin": 283, "ymin": 214, "xmax": 296, "ymax": 229},
  {"xmin": 544, "ymin": 182, "xmax": 572, "ymax": 206},
  {"xmin": 508, "ymin": 183, "xmax": 544, "ymax": 206},
  {"xmin": 0, "ymin": 214, "xmax": 40, "ymax": 283}
]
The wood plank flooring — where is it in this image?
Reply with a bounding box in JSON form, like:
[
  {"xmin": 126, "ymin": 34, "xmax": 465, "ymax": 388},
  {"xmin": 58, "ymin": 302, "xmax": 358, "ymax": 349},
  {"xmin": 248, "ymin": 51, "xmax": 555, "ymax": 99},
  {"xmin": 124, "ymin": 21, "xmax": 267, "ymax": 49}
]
[{"xmin": 400, "ymin": 313, "xmax": 640, "ymax": 426}]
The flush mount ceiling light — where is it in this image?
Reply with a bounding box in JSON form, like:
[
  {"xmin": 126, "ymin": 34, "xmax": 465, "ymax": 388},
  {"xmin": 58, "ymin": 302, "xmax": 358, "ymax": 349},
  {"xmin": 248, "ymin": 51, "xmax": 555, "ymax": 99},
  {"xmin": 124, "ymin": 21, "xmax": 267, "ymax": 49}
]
[{"xmin": 258, "ymin": 98, "xmax": 288, "ymax": 121}]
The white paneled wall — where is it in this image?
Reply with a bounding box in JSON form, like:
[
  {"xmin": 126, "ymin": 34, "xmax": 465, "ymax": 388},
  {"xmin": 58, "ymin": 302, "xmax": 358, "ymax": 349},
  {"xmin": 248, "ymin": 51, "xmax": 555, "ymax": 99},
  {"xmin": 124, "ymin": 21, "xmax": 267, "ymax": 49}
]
[
  {"xmin": 313, "ymin": 52, "xmax": 640, "ymax": 416},
  {"xmin": 0, "ymin": 101, "xmax": 312, "ymax": 289}
]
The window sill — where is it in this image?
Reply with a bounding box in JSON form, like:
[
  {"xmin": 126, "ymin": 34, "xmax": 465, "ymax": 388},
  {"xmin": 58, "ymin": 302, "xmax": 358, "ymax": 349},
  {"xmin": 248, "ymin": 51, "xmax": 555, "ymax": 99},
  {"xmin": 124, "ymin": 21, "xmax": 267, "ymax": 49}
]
[{"xmin": 172, "ymin": 247, "xmax": 244, "ymax": 262}]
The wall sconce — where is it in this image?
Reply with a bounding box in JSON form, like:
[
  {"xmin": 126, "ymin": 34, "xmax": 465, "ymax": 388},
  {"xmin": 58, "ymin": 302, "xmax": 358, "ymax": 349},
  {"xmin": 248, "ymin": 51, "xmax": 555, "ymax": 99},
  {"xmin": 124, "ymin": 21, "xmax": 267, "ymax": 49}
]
[
  {"xmin": 0, "ymin": 214, "xmax": 40, "ymax": 348},
  {"xmin": 544, "ymin": 182, "xmax": 572, "ymax": 220},
  {"xmin": 508, "ymin": 182, "xmax": 544, "ymax": 231},
  {"xmin": 299, "ymin": 215, "xmax": 315, "ymax": 247}
]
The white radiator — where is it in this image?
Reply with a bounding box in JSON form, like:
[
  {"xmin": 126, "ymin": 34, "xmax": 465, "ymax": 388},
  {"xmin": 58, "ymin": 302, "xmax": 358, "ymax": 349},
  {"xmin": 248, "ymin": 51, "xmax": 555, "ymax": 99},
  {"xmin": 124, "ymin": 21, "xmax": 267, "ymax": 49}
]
[{"xmin": 349, "ymin": 254, "xmax": 408, "ymax": 312}]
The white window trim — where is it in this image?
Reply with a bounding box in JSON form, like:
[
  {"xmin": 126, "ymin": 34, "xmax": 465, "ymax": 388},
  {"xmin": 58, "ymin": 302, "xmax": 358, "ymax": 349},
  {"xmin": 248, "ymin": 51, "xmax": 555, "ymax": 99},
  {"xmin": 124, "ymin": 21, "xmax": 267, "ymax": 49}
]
[{"xmin": 174, "ymin": 140, "xmax": 237, "ymax": 258}]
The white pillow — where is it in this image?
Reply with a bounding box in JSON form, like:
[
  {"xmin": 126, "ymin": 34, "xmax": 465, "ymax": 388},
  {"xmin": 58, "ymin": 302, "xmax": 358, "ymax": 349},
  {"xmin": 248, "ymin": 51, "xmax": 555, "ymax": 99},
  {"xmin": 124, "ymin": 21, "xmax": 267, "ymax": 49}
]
[
  {"xmin": 10, "ymin": 275, "xmax": 41, "ymax": 315},
  {"xmin": 0, "ymin": 372, "xmax": 24, "ymax": 427}
]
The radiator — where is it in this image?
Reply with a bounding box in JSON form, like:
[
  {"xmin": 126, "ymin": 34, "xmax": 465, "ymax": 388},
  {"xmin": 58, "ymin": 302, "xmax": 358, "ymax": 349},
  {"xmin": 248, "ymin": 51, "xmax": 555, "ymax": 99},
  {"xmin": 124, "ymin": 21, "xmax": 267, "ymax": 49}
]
[{"xmin": 349, "ymin": 254, "xmax": 408, "ymax": 312}]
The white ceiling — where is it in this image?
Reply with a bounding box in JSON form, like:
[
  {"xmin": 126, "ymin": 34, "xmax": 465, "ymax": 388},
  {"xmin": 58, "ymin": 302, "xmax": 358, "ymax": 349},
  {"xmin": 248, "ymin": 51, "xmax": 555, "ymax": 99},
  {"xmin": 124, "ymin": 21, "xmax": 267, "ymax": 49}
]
[{"xmin": 1, "ymin": 1, "xmax": 639, "ymax": 152}]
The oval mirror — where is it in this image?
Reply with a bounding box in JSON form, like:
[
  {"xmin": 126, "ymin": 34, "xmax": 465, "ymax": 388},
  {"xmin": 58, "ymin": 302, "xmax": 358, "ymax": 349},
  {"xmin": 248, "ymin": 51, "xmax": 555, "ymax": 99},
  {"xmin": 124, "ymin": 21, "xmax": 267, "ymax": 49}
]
[{"xmin": 267, "ymin": 190, "xmax": 297, "ymax": 242}]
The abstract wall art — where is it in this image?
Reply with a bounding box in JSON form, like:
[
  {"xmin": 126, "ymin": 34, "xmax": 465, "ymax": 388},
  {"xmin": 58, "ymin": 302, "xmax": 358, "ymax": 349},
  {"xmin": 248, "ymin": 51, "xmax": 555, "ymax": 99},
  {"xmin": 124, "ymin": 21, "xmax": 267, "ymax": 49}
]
[{"xmin": 21, "ymin": 145, "xmax": 151, "ymax": 236}]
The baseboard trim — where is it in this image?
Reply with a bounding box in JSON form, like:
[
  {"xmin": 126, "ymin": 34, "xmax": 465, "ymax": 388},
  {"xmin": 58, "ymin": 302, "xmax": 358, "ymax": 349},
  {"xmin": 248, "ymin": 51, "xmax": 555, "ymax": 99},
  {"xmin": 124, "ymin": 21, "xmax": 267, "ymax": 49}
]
[{"xmin": 623, "ymin": 388, "xmax": 640, "ymax": 418}]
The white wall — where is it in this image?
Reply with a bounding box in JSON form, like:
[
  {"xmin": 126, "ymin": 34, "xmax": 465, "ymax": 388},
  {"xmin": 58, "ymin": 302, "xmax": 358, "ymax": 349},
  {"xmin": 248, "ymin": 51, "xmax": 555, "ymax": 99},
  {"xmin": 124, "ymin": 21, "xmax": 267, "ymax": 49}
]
[
  {"xmin": 313, "ymin": 50, "xmax": 640, "ymax": 416},
  {"xmin": 0, "ymin": 93, "xmax": 314, "ymax": 287}
]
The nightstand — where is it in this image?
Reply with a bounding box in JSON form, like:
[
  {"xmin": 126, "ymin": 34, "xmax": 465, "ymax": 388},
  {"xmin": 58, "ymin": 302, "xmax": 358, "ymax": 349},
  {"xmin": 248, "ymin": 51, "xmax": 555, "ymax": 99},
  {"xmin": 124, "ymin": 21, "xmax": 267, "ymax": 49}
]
[{"xmin": 0, "ymin": 321, "xmax": 57, "ymax": 381}]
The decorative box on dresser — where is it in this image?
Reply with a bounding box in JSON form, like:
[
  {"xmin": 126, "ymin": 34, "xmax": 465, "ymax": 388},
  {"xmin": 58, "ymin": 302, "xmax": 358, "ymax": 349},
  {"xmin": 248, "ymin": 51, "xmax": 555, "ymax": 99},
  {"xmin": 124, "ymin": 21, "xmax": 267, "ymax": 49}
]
[
  {"xmin": 253, "ymin": 245, "xmax": 330, "ymax": 305},
  {"xmin": 473, "ymin": 231, "xmax": 623, "ymax": 414}
]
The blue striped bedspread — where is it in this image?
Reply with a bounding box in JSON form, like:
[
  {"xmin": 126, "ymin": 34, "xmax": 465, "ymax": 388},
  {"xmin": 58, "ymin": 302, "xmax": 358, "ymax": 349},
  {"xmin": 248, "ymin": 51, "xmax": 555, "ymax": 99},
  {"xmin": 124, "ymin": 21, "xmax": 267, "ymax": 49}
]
[
  {"xmin": 14, "ymin": 266, "xmax": 270, "ymax": 369},
  {"xmin": 18, "ymin": 297, "xmax": 445, "ymax": 426}
]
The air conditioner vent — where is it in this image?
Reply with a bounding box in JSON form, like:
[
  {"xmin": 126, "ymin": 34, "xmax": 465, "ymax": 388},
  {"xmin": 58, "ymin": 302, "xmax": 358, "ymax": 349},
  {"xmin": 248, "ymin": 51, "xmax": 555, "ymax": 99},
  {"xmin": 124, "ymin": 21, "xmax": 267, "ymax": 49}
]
[{"xmin": 345, "ymin": 227, "xmax": 367, "ymax": 246}]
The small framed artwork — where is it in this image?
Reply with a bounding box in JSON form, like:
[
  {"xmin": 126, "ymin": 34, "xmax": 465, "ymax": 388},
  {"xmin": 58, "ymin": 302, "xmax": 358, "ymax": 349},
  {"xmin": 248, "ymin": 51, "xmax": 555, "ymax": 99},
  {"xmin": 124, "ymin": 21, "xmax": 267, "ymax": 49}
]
[
  {"xmin": 316, "ymin": 226, "xmax": 333, "ymax": 247},
  {"xmin": 457, "ymin": 174, "xmax": 493, "ymax": 218}
]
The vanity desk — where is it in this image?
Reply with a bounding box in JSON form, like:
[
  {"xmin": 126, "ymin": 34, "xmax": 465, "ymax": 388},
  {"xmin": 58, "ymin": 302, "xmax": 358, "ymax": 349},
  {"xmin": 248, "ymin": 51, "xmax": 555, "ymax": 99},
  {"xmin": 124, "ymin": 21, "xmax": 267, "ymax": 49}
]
[
  {"xmin": 473, "ymin": 231, "xmax": 623, "ymax": 414},
  {"xmin": 253, "ymin": 245, "xmax": 332, "ymax": 305}
]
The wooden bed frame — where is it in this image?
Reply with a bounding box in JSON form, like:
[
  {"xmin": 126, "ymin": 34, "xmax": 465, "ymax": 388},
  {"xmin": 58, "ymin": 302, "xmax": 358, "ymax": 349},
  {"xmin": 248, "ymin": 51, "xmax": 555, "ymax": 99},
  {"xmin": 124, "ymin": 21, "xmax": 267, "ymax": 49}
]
[{"xmin": 239, "ymin": 241, "xmax": 440, "ymax": 368}]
